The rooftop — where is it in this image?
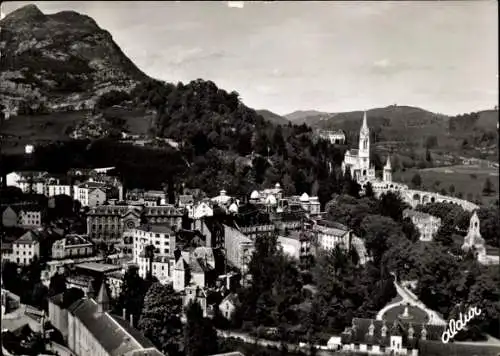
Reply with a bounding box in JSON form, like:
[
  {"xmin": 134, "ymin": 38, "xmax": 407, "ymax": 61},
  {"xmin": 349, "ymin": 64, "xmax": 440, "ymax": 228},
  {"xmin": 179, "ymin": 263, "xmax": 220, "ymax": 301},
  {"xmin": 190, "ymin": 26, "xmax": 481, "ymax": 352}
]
[
  {"xmin": 135, "ymin": 224, "xmax": 173, "ymax": 234},
  {"xmin": 67, "ymin": 297, "xmax": 159, "ymax": 356},
  {"xmin": 74, "ymin": 262, "xmax": 122, "ymax": 274},
  {"xmin": 15, "ymin": 231, "xmax": 39, "ymax": 245}
]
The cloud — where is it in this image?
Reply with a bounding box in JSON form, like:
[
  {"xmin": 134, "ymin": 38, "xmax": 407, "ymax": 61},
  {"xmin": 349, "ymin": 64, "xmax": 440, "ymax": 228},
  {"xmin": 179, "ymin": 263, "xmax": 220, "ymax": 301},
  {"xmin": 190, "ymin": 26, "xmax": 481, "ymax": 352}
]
[
  {"xmin": 369, "ymin": 59, "xmax": 437, "ymax": 77},
  {"xmin": 227, "ymin": 1, "xmax": 245, "ymax": 9},
  {"xmin": 373, "ymin": 58, "xmax": 391, "ymax": 69},
  {"xmin": 166, "ymin": 47, "xmax": 229, "ymax": 67}
]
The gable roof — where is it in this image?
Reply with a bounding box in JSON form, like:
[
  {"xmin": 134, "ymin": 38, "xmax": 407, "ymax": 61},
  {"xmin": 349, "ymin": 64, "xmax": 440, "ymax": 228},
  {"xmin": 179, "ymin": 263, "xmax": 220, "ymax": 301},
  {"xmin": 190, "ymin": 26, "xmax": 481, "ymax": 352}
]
[
  {"xmin": 15, "ymin": 231, "xmax": 39, "ymax": 245},
  {"xmin": 67, "ymin": 298, "xmax": 159, "ymax": 356},
  {"xmin": 221, "ymin": 293, "xmax": 241, "ymax": 307},
  {"xmin": 341, "ymin": 318, "xmax": 445, "ymax": 349}
]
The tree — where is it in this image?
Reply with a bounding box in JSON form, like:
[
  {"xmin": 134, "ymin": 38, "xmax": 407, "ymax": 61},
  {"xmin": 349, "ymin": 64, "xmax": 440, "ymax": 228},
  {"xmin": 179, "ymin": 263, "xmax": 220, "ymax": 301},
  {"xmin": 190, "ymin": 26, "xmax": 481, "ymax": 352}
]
[
  {"xmin": 184, "ymin": 301, "xmax": 218, "ymax": 356},
  {"xmin": 139, "ymin": 283, "xmax": 183, "ymax": 355},
  {"xmin": 411, "ymin": 173, "xmax": 422, "ymax": 188},
  {"xmin": 425, "ymin": 149, "xmax": 432, "ymax": 163},
  {"xmin": 434, "ymin": 224, "xmax": 454, "ymax": 246},
  {"xmin": 364, "ymin": 182, "xmax": 375, "ymax": 199},
  {"xmin": 360, "ymin": 214, "xmax": 405, "ymax": 264},
  {"xmin": 378, "ymin": 191, "xmax": 407, "ymax": 222},
  {"xmin": 402, "ymin": 217, "xmax": 420, "ymax": 242},
  {"xmin": 448, "ymin": 184, "xmax": 456, "ymax": 196},
  {"xmin": 1, "ymin": 261, "xmax": 19, "ymax": 293},
  {"xmin": 482, "ymin": 178, "xmax": 495, "ymax": 196},
  {"xmin": 116, "ymin": 265, "xmax": 149, "ymax": 319},
  {"xmin": 477, "ymin": 207, "xmax": 500, "ymax": 247},
  {"xmin": 48, "ymin": 272, "xmax": 67, "ymax": 297}
]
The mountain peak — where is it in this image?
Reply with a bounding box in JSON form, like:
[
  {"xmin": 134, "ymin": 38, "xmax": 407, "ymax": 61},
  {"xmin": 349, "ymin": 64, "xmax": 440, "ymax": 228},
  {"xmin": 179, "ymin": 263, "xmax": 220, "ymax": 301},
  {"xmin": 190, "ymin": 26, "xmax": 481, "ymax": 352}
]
[
  {"xmin": 0, "ymin": 4, "xmax": 149, "ymax": 114},
  {"xmin": 2, "ymin": 4, "xmax": 45, "ymax": 23}
]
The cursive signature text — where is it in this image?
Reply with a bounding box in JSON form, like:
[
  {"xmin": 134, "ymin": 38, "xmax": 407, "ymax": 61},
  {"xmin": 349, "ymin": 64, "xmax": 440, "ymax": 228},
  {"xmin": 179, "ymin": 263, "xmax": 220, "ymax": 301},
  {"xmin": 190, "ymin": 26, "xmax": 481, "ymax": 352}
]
[{"xmin": 441, "ymin": 306, "xmax": 482, "ymax": 343}]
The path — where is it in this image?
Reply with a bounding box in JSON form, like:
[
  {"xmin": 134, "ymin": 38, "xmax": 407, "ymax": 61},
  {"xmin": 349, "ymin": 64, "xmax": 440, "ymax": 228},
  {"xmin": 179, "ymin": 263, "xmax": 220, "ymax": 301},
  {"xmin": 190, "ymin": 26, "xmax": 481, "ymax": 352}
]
[
  {"xmin": 376, "ymin": 274, "xmax": 446, "ymax": 326},
  {"xmin": 216, "ymin": 329, "xmax": 339, "ymax": 356}
]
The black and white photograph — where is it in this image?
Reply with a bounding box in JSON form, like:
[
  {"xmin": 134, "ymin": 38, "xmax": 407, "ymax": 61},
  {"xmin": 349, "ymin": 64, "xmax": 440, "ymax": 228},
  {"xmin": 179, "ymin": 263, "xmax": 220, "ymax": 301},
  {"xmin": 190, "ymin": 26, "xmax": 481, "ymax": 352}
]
[{"xmin": 0, "ymin": 1, "xmax": 499, "ymax": 356}]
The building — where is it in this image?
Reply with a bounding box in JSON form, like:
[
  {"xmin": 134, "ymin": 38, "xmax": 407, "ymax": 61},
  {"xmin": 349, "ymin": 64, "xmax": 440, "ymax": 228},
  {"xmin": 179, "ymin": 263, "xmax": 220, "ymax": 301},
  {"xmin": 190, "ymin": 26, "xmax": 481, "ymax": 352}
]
[
  {"xmin": 11, "ymin": 231, "xmax": 40, "ymax": 265},
  {"xmin": 317, "ymin": 129, "xmax": 346, "ymax": 145},
  {"xmin": 341, "ymin": 112, "xmax": 376, "ymax": 182},
  {"xmin": 52, "ymin": 234, "xmax": 94, "ymax": 259},
  {"xmin": 46, "ymin": 175, "xmax": 75, "ymax": 197},
  {"xmin": 132, "ymin": 224, "xmax": 176, "ymax": 283},
  {"xmin": 403, "ymin": 209, "xmax": 441, "ymax": 242},
  {"xmin": 191, "ymin": 201, "xmax": 214, "ymax": 219},
  {"xmin": 341, "ymin": 113, "xmax": 479, "ymax": 212},
  {"xmin": 339, "ymin": 317, "xmax": 445, "ymax": 355},
  {"xmin": 1, "ymin": 204, "xmax": 45, "ymax": 228},
  {"xmin": 66, "ymin": 283, "xmax": 164, "ymax": 356},
  {"xmin": 223, "ymin": 225, "xmax": 254, "ymax": 274},
  {"xmin": 1, "ymin": 206, "xmax": 19, "ymax": 227},
  {"xmin": 313, "ymin": 220, "xmax": 352, "ymax": 251},
  {"xmin": 219, "ymin": 293, "xmax": 241, "ymax": 321},
  {"xmin": 86, "ymin": 204, "xmax": 183, "ymax": 246},
  {"xmin": 19, "ymin": 205, "xmax": 44, "ymax": 228},
  {"xmin": 126, "ymin": 189, "xmax": 167, "ymax": 207},
  {"xmin": 462, "ymin": 212, "xmax": 499, "ymax": 265},
  {"xmin": 106, "ymin": 271, "xmax": 124, "ymax": 299},
  {"xmin": 75, "ymin": 182, "xmax": 107, "ymax": 207},
  {"xmin": 277, "ymin": 231, "xmax": 314, "ymax": 262},
  {"xmin": 173, "ymin": 247, "xmax": 217, "ymax": 292},
  {"xmin": 5, "ymin": 171, "xmax": 48, "ymax": 194},
  {"xmin": 182, "ymin": 286, "xmax": 208, "ymax": 318}
]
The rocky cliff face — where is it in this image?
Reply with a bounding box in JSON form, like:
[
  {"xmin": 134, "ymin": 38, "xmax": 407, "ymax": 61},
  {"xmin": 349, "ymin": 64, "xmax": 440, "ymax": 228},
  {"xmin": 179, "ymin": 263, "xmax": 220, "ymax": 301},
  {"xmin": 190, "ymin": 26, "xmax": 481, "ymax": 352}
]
[{"xmin": 0, "ymin": 4, "xmax": 149, "ymax": 114}]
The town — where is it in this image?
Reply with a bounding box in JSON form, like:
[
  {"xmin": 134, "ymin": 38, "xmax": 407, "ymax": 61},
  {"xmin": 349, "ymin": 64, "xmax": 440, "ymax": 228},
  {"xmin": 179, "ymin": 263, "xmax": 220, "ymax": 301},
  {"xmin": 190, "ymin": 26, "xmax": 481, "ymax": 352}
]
[{"xmin": 1, "ymin": 113, "xmax": 499, "ymax": 356}]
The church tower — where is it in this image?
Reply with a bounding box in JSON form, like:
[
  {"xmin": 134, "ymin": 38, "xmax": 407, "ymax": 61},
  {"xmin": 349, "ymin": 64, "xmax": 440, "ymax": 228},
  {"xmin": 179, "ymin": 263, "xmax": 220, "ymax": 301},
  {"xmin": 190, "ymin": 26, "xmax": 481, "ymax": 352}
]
[
  {"xmin": 462, "ymin": 211, "xmax": 486, "ymax": 257},
  {"xmin": 383, "ymin": 156, "xmax": 392, "ymax": 182},
  {"xmin": 358, "ymin": 112, "xmax": 370, "ymax": 171}
]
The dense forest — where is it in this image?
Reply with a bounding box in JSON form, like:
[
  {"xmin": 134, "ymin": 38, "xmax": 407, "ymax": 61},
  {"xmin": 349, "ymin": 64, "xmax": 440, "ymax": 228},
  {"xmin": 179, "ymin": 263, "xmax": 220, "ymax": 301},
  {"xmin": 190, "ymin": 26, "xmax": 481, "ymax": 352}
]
[{"xmin": 2, "ymin": 79, "xmax": 356, "ymax": 208}]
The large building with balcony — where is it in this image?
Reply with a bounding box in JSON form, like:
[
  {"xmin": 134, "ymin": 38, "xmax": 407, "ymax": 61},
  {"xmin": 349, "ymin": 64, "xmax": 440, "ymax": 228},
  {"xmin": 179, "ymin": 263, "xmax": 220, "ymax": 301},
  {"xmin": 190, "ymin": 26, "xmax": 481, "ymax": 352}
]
[{"xmin": 132, "ymin": 224, "xmax": 177, "ymax": 283}]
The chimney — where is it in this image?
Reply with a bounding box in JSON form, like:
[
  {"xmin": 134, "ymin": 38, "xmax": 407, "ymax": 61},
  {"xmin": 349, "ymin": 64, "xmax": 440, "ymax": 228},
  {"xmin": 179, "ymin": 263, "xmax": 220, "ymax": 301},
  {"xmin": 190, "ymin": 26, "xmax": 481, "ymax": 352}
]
[
  {"xmin": 129, "ymin": 314, "xmax": 134, "ymax": 327},
  {"xmin": 122, "ymin": 308, "xmax": 126, "ymax": 319}
]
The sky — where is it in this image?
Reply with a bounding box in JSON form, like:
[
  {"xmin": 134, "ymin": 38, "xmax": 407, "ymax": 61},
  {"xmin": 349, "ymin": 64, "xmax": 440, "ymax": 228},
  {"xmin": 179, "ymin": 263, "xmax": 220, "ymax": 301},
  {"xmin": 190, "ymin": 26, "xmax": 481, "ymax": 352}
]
[{"xmin": 1, "ymin": 1, "xmax": 498, "ymax": 116}]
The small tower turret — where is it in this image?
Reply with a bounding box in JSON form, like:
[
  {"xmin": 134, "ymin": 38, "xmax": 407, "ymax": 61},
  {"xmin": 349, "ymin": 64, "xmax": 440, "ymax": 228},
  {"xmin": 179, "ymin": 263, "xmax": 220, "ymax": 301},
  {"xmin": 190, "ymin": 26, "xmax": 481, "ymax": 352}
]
[
  {"xmin": 383, "ymin": 156, "xmax": 392, "ymax": 182},
  {"xmin": 96, "ymin": 282, "xmax": 110, "ymax": 314}
]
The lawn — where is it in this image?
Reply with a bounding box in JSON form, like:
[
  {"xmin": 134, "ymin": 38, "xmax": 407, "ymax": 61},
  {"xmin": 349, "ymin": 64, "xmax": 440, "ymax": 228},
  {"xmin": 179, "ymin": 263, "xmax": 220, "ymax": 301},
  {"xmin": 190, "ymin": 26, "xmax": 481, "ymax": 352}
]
[
  {"xmin": 0, "ymin": 108, "xmax": 152, "ymax": 154},
  {"xmin": 382, "ymin": 304, "xmax": 429, "ymax": 324},
  {"xmin": 0, "ymin": 111, "xmax": 90, "ymax": 154},
  {"xmin": 393, "ymin": 164, "xmax": 499, "ymax": 206},
  {"xmin": 102, "ymin": 107, "xmax": 152, "ymax": 135}
]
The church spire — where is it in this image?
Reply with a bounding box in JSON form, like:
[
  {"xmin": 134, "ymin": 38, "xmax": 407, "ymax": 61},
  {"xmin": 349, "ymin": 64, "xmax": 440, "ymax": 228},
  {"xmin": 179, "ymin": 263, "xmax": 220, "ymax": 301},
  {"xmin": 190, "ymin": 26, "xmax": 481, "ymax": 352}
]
[
  {"xmin": 385, "ymin": 156, "xmax": 391, "ymax": 169},
  {"xmin": 360, "ymin": 111, "xmax": 369, "ymax": 137},
  {"xmin": 362, "ymin": 111, "xmax": 368, "ymax": 129}
]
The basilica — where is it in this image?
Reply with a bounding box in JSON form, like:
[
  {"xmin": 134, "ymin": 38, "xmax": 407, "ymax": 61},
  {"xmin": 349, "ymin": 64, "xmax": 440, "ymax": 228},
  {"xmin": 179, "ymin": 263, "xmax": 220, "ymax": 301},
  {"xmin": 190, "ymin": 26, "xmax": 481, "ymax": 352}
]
[{"xmin": 341, "ymin": 112, "xmax": 393, "ymax": 187}]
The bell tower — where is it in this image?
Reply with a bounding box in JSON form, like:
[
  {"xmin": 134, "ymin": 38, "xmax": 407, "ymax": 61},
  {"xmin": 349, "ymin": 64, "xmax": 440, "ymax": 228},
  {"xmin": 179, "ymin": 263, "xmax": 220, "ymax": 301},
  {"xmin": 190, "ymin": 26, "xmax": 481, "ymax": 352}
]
[
  {"xmin": 358, "ymin": 112, "xmax": 370, "ymax": 173},
  {"xmin": 383, "ymin": 156, "xmax": 392, "ymax": 182}
]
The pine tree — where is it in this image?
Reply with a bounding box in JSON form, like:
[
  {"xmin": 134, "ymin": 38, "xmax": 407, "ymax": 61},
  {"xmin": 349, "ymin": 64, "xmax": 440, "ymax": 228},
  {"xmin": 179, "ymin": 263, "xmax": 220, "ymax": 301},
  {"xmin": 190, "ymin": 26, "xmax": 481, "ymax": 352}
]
[
  {"xmin": 482, "ymin": 178, "xmax": 495, "ymax": 196},
  {"xmin": 184, "ymin": 301, "xmax": 218, "ymax": 356}
]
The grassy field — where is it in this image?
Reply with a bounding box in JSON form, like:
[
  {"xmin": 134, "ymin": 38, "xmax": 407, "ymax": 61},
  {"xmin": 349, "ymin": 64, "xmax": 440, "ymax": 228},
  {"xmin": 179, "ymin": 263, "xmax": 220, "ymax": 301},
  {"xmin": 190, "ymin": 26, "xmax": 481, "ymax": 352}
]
[
  {"xmin": 0, "ymin": 108, "xmax": 152, "ymax": 154},
  {"xmin": 0, "ymin": 111, "xmax": 90, "ymax": 154},
  {"xmin": 393, "ymin": 164, "xmax": 499, "ymax": 206},
  {"xmin": 102, "ymin": 107, "xmax": 152, "ymax": 135}
]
